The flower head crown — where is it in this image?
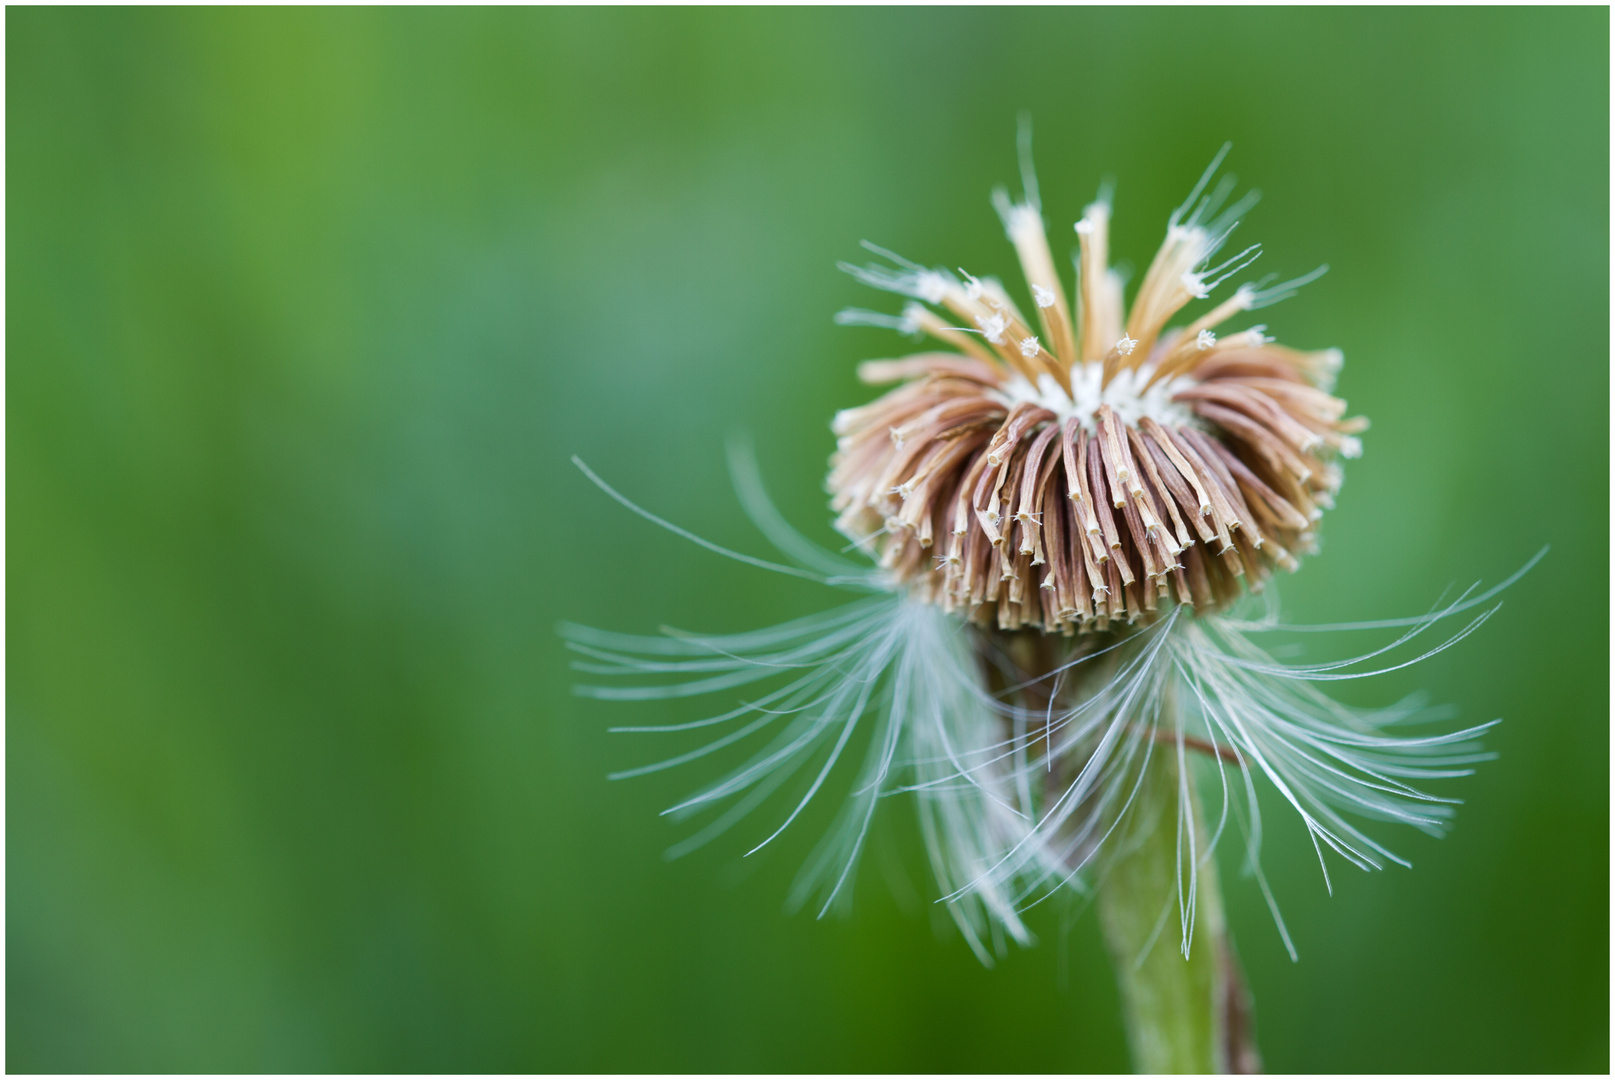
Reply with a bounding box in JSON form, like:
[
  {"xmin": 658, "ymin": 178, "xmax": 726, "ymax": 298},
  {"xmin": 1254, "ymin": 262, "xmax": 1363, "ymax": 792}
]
[{"xmin": 831, "ymin": 141, "xmax": 1361, "ymax": 632}]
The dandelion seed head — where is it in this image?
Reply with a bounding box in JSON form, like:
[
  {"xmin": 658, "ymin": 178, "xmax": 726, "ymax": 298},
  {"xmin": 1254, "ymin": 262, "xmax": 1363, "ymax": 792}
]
[
  {"xmin": 569, "ymin": 134, "xmax": 1517, "ymax": 969},
  {"xmin": 829, "ymin": 148, "xmax": 1363, "ymax": 635},
  {"xmin": 809, "ymin": 132, "xmax": 1412, "ymax": 936}
]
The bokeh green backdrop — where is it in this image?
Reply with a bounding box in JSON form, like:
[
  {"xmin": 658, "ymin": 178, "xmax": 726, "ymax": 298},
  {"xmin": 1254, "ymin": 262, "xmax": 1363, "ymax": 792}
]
[{"xmin": 9, "ymin": 7, "xmax": 1608, "ymax": 1073}]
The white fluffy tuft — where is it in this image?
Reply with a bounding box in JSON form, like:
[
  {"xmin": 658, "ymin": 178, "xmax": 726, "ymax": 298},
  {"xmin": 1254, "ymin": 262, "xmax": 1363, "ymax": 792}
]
[{"xmin": 565, "ymin": 454, "xmax": 1533, "ymax": 965}]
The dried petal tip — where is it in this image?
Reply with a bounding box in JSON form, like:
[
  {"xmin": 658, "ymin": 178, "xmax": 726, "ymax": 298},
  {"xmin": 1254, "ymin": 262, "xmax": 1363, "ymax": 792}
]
[{"xmin": 976, "ymin": 311, "xmax": 1009, "ymax": 344}]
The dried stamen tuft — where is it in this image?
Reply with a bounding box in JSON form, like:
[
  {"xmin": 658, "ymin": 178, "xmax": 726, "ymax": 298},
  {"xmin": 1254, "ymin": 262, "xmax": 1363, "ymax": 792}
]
[{"xmin": 829, "ymin": 161, "xmax": 1362, "ymax": 634}]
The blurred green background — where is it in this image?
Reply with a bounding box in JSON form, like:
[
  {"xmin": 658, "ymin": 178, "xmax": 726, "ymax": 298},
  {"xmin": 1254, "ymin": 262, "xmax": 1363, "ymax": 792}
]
[{"xmin": 8, "ymin": 7, "xmax": 1608, "ymax": 1073}]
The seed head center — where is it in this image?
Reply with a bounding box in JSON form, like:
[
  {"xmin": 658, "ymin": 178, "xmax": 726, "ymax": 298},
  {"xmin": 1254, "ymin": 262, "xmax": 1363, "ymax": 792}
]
[{"xmin": 997, "ymin": 362, "xmax": 1200, "ymax": 434}]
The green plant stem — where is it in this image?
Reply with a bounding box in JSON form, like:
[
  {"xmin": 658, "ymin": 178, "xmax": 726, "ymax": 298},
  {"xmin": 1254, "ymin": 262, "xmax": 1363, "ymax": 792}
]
[
  {"xmin": 1095, "ymin": 748, "xmax": 1258, "ymax": 1074},
  {"xmin": 989, "ymin": 629, "xmax": 1258, "ymax": 1073}
]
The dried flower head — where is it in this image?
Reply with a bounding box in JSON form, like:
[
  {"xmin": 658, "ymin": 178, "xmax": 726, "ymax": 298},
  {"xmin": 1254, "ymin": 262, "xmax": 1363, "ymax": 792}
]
[
  {"xmin": 564, "ymin": 132, "xmax": 1528, "ymax": 973},
  {"xmin": 831, "ymin": 142, "xmax": 1360, "ymax": 632}
]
